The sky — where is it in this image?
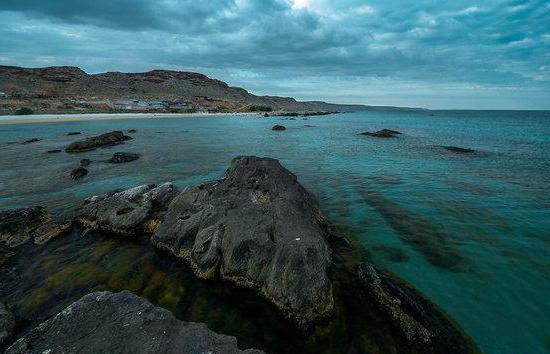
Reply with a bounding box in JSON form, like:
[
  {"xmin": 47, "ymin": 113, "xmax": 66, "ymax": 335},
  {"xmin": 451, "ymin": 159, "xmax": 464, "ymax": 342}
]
[{"xmin": 0, "ymin": 0, "xmax": 549, "ymax": 110}]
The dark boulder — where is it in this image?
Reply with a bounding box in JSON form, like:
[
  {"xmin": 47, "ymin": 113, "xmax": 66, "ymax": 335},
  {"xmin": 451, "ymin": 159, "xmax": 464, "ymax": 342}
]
[
  {"xmin": 0, "ymin": 207, "xmax": 72, "ymax": 247},
  {"xmin": 70, "ymin": 166, "xmax": 88, "ymax": 179},
  {"xmin": 152, "ymin": 156, "xmax": 333, "ymax": 325},
  {"xmin": 47, "ymin": 149, "xmax": 62, "ymax": 154},
  {"xmin": 272, "ymin": 125, "xmax": 286, "ymax": 131},
  {"xmin": 76, "ymin": 183, "xmax": 179, "ymax": 236},
  {"xmin": 0, "ymin": 302, "xmax": 15, "ymax": 348},
  {"xmin": 21, "ymin": 138, "xmax": 40, "ymax": 144},
  {"xmin": 107, "ymin": 152, "xmax": 140, "ymax": 163},
  {"xmin": 80, "ymin": 158, "xmax": 91, "ymax": 166},
  {"xmin": 5, "ymin": 291, "xmax": 264, "ymax": 354},
  {"xmin": 65, "ymin": 131, "xmax": 132, "ymax": 153},
  {"xmin": 438, "ymin": 146, "xmax": 477, "ymax": 154},
  {"xmin": 356, "ymin": 263, "xmax": 478, "ymax": 353},
  {"xmin": 360, "ymin": 129, "xmax": 402, "ymax": 138},
  {"xmin": 67, "ymin": 132, "xmax": 81, "ymax": 136}
]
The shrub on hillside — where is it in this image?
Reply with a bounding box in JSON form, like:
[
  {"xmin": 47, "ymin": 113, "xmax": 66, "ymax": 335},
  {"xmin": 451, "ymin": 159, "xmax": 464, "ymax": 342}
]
[{"xmin": 15, "ymin": 107, "xmax": 34, "ymax": 115}]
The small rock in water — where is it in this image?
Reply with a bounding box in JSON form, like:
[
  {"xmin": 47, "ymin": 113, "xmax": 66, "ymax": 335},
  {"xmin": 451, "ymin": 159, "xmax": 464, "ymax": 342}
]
[
  {"xmin": 360, "ymin": 129, "xmax": 402, "ymax": 138},
  {"xmin": 71, "ymin": 167, "xmax": 88, "ymax": 180},
  {"xmin": 107, "ymin": 152, "xmax": 140, "ymax": 163},
  {"xmin": 272, "ymin": 125, "xmax": 286, "ymax": 131},
  {"xmin": 128, "ymin": 129, "xmax": 137, "ymax": 133},
  {"xmin": 47, "ymin": 149, "xmax": 62, "ymax": 154},
  {"xmin": 67, "ymin": 132, "xmax": 82, "ymax": 136},
  {"xmin": 80, "ymin": 159, "xmax": 91, "ymax": 166},
  {"xmin": 65, "ymin": 131, "xmax": 132, "ymax": 153},
  {"xmin": 22, "ymin": 138, "xmax": 40, "ymax": 144},
  {"xmin": 438, "ymin": 146, "xmax": 477, "ymax": 154}
]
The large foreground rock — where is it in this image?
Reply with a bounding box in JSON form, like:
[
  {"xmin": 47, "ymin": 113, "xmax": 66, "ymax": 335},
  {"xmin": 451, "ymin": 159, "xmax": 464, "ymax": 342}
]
[
  {"xmin": 152, "ymin": 156, "xmax": 333, "ymax": 325},
  {"xmin": 76, "ymin": 183, "xmax": 179, "ymax": 235},
  {"xmin": 356, "ymin": 263, "xmax": 477, "ymax": 353},
  {"xmin": 65, "ymin": 131, "xmax": 132, "ymax": 153},
  {"xmin": 0, "ymin": 303, "xmax": 15, "ymax": 348},
  {"xmin": 0, "ymin": 207, "xmax": 72, "ymax": 247},
  {"xmin": 5, "ymin": 291, "xmax": 264, "ymax": 354}
]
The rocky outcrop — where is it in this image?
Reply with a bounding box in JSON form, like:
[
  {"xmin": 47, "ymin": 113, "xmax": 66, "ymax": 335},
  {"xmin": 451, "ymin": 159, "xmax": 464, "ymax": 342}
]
[
  {"xmin": 151, "ymin": 156, "xmax": 333, "ymax": 325},
  {"xmin": 0, "ymin": 207, "xmax": 72, "ymax": 247},
  {"xmin": 360, "ymin": 129, "xmax": 402, "ymax": 138},
  {"xmin": 76, "ymin": 183, "xmax": 178, "ymax": 236},
  {"xmin": 70, "ymin": 166, "xmax": 88, "ymax": 179},
  {"xmin": 65, "ymin": 131, "xmax": 132, "ymax": 153},
  {"xmin": 107, "ymin": 152, "xmax": 140, "ymax": 163},
  {"xmin": 272, "ymin": 125, "xmax": 286, "ymax": 131},
  {"xmin": 0, "ymin": 302, "xmax": 15, "ymax": 348},
  {"xmin": 356, "ymin": 263, "xmax": 476, "ymax": 353},
  {"xmin": 5, "ymin": 291, "xmax": 264, "ymax": 354}
]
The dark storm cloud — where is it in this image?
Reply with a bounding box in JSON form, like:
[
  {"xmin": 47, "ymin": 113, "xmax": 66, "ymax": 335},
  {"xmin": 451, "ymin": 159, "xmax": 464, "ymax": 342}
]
[{"xmin": 0, "ymin": 0, "xmax": 548, "ymax": 109}]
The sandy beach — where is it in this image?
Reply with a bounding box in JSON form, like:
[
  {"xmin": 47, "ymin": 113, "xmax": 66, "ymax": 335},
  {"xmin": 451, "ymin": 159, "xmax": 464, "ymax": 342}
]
[{"xmin": 0, "ymin": 112, "xmax": 259, "ymax": 125}]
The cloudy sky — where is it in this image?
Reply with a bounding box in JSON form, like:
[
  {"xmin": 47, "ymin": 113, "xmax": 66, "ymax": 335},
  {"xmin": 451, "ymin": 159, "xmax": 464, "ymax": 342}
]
[{"xmin": 1, "ymin": 0, "xmax": 548, "ymax": 109}]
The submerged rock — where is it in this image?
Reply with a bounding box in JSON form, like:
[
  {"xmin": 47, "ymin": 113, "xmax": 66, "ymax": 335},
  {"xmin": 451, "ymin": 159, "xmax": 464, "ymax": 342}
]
[
  {"xmin": 272, "ymin": 125, "xmax": 286, "ymax": 131},
  {"xmin": 152, "ymin": 156, "xmax": 333, "ymax": 325},
  {"xmin": 128, "ymin": 129, "xmax": 137, "ymax": 133},
  {"xmin": 67, "ymin": 131, "xmax": 81, "ymax": 136},
  {"xmin": 21, "ymin": 138, "xmax": 40, "ymax": 144},
  {"xmin": 356, "ymin": 263, "xmax": 477, "ymax": 353},
  {"xmin": 70, "ymin": 166, "xmax": 88, "ymax": 179},
  {"xmin": 0, "ymin": 207, "xmax": 72, "ymax": 247},
  {"xmin": 107, "ymin": 152, "xmax": 140, "ymax": 163},
  {"xmin": 0, "ymin": 302, "xmax": 15, "ymax": 348},
  {"xmin": 46, "ymin": 149, "xmax": 62, "ymax": 154},
  {"xmin": 76, "ymin": 183, "xmax": 179, "ymax": 236},
  {"xmin": 5, "ymin": 291, "xmax": 264, "ymax": 354},
  {"xmin": 80, "ymin": 158, "xmax": 91, "ymax": 166},
  {"xmin": 360, "ymin": 129, "xmax": 402, "ymax": 138},
  {"xmin": 65, "ymin": 131, "xmax": 132, "ymax": 153}
]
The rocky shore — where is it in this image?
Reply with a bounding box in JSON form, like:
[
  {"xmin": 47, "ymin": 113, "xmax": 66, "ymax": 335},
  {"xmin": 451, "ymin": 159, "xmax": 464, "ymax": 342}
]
[{"xmin": 0, "ymin": 154, "xmax": 479, "ymax": 353}]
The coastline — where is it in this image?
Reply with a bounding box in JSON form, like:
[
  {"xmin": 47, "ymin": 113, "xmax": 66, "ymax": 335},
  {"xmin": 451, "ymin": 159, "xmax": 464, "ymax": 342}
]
[{"xmin": 0, "ymin": 112, "xmax": 259, "ymax": 125}]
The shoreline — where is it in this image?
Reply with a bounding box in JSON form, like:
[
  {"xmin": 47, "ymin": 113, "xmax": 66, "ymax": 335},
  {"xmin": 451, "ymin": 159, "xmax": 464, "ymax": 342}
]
[{"xmin": 0, "ymin": 112, "xmax": 259, "ymax": 125}]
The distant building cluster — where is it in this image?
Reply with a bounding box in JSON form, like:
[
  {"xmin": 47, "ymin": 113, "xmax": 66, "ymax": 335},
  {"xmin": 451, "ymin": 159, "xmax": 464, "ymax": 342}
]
[{"xmin": 112, "ymin": 100, "xmax": 188, "ymax": 110}]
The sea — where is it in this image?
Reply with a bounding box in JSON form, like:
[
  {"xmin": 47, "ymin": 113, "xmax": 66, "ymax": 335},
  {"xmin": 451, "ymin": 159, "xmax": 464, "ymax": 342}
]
[{"xmin": 0, "ymin": 110, "xmax": 549, "ymax": 354}]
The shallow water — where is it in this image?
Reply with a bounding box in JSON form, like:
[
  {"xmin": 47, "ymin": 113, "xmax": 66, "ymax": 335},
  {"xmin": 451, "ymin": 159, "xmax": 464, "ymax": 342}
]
[{"xmin": 0, "ymin": 110, "xmax": 549, "ymax": 354}]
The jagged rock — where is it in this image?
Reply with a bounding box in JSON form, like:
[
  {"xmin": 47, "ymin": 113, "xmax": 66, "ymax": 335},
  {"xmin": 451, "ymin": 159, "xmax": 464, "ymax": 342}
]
[
  {"xmin": 70, "ymin": 166, "xmax": 88, "ymax": 179},
  {"xmin": 5, "ymin": 291, "xmax": 264, "ymax": 354},
  {"xmin": 152, "ymin": 156, "xmax": 333, "ymax": 325},
  {"xmin": 0, "ymin": 302, "xmax": 15, "ymax": 348},
  {"xmin": 360, "ymin": 129, "xmax": 402, "ymax": 138},
  {"xmin": 80, "ymin": 158, "xmax": 91, "ymax": 166},
  {"xmin": 438, "ymin": 146, "xmax": 477, "ymax": 154},
  {"xmin": 46, "ymin": 149, "xmax": 62, "ymax": 154},
  {"xmin": 65, "ymin": 131, "xmax": 132, "ymax": 153},
  {"xmin": 0, "ymin": 207, "xmax": 72, "ymax": 247},
  {"xmin": 66, "ymin": 131, "xmax": 81, "ymax": 136},
  {"xmin": 272, "ymin": 125, "xmax": 286, "ymax": 131},
  {"xmin": 76, "ymin": 183, "xmax": 179, "ymax": 235},
  {"xmin": 107, "ymin": 152, "xmax": 140, "ymax": 163},
  {"xmin": 356, "ymin": 262, "xmax": 477, "ymax": 353},
  {"xmin": 21, "ymin": 138, "xmax": 40, "ymax": 144}
]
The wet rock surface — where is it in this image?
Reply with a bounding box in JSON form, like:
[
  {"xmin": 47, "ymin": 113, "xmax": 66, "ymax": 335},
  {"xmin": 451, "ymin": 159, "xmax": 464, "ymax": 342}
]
[
  {"xmin": 360, "ymin": 129, "xmax": 402, "ymax": 138},
  {"xmin": 5, "ymin": 291, "xmax": 264, "ymax": 354},
  {"xmin": 76, "ymin": 183, "xmax": 179, "ymax": 235},
  {"xmin": 152, "ymin": 156, "xmax": 333, "ymax": 325},
  {"xmin": 70, "ymin": 166, "xmax": 88, "ymax": 179},
  {"xmin": 0, "ymin": 302, "xmax": 15, "ymax": 348},
  {"xmin": 0, "ymin": 207, "xmax": 72, "ymax": 247},
  {"xmin": 272, "ymin": 125, "xmax": 286, "ymax": 131},
  {"xmin": 356, "ymin": 263, "xmax": 475, "ymax": 354},
  {"xmin": 65, "ymin": 131, "xmax": 132, "ymax": 153},
  {"xmin": 107, "ymin": 152, "xmax": 140, "ymax": 163}
]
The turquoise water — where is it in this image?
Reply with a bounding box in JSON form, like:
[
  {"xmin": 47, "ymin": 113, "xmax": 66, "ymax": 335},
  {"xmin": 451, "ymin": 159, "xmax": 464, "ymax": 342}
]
[{"xmin": 0, "ymin": 110, "xmax": 549, "ymax": 354}]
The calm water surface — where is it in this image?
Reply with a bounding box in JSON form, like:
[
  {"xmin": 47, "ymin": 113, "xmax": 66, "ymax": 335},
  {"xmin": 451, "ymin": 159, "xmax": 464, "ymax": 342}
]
[{"xmin": 0, "ymin": 110, "xmax": 549, "ymax": 354}]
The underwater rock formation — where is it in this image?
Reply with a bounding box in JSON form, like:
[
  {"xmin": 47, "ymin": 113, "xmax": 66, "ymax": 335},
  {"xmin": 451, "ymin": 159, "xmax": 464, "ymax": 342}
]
[
  {"xmin": 360, "ymin": 129, "xmax": 402, "ymax": 138},
  {"xmin": 0, "ymin": 206, "xmax": 72, "ymax": 247},
  {"xmin": 152, "ymin": 156, "xmax": 333, "ymax": 325},
  {"xmin": 107, "ymin": 152, "xmax": 140, "ymax": 163},
  {"xmin": 76, "ymin": 183, "xmax": 178, "ymax": 236},
  {"xmin": 65, "ymin": 131, "xmax": 132, "ymax": 153},
  {"xmin": 4, "ymin": 291, "xmax": 265, "ymax": 354},
  {"xmin": 437, "ymin": 146, "xmax": 477, "ymax": 154},
  {"xmin": 356, "ymin": 263, "xmax": 477, "ymax": 354},
  {"xmin": 70, "ymin": 166, "xmax": 88, "ymax": 179}
]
